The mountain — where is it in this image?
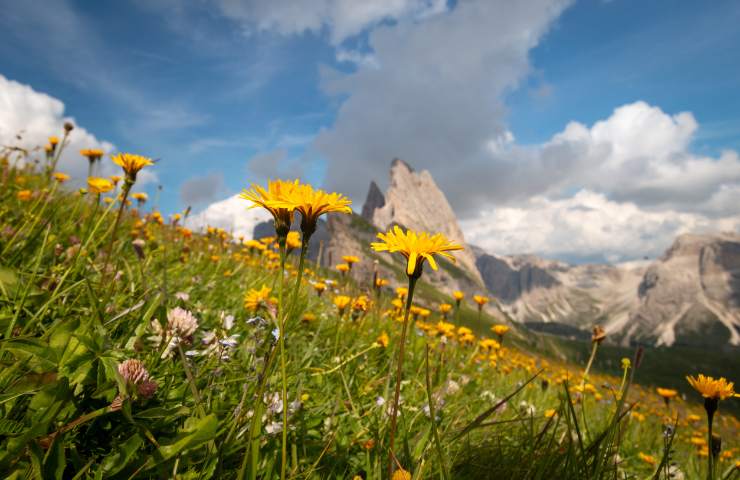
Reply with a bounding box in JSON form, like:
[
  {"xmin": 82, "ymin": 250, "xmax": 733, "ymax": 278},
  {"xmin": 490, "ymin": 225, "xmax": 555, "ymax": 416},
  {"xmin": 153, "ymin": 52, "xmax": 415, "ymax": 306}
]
[
  {"xmin": 360, "ymin": 158, "xmax": 483, "ymax": 284},
  {"xmin": 477, "ymin": 234, "xmax": 740, "ymax": 348},
  {"xmin": 239, "ymin": 159, "xmax": 739, "ymax": 348}
]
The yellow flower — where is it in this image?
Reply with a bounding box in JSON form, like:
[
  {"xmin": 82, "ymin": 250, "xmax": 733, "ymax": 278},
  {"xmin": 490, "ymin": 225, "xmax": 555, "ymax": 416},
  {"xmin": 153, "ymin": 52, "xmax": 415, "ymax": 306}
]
[
  {"xmin": 342, "ymin": 255, "xmax": 360, "ymax": 265},
  {"xmin": 111, "ymin": 153, "xmax": 154, "ymax": 182},
  {"xmin": 312, "ymin": 282, "xmax": 327, "ymax": 295},
  {"xmin": 110, "ymin": 175, "xmax": 123, "ymax": 185},
  {"xmin": 286, "ymin": 231, "xmax": 301, "ymax": 250},
  {"xmin": 302, "ymin": 313, "xmax": 316, "ymax": 323},
  {"xmin": 132, "ymin": 192, "xmax": 148, "ymax": 203},
  {"xmin": 16, "ymin": 190, "xmax": 32, "ymax": 201},
  {"xmin": 452, "ymin": 290, "xmax": 464, "ymax": 301},
  {"xmin": 53, "ymin": 172, "xmax": 70, "ymax": 183},
  {"xmin": 80, "ymin": 148, "xmax": 104, "ymax": 160},
  {"xmin": 473, "ymin": 295, "xmax": 489, "ymax": 307},
  {"xmin": 686, "ymin": 374, "xmax": 736, "ymax": 400},
  {"xmin": 371, "ymin": 226, "xmax": 463, "ymax": 277},
  {"xmin": 439, "ymin": 303, "xmax": 452, "ymax": 314},
  {"xmin": 376, "ymin": 332, "xmax": 389, "ymax": 348},
  {"xmin": 244, "ymin": 285, "xmax": 276, "ymax": 312},
  {"xmin": 396, "ymin": 287, "xmax": 408, "ymax": 298},
  {"xmin": 277, "ymin": 182, "xmax": 352, "ymax": 238},
  {"xmin": 48, "ymin": 136, "xmax": 59, "ymax": 146},
  {"xmin": 492, "ymin": 324, "xmax": 509, "ymax": 337},
  {"xmin": 687, "ymin": 414, "xmax": 701, "ymax": 422},
  {"xmin": 638, "ymin": 452, "xmax": 656, "ymax": 466},
  {"xmin": 352, "ymin": 295, "xmax": 370, "ymax": 313},
  {"xmin": 240, "ymin": 179, "xmax": 299, "ymax": 238},
  {"xmin": 656, "ymin": 387, "xmax": 678, "ymax": 400},
  {"xmin": 336, "ymin": 263, "xmax": 350, "ymax": 273},
  {"xmin": 333, "ymin": 295, "xmax": 351, "ymax": 314},
  {"xmin": 87, "ymin": 177, "xmax": 114, "ymax": 194},
  {"xmin": 375, "ymin": 278, "xmax": 389, "ymax": 288},
  {"xmin": 392, "ymin": 469, "xmax": 411, "ymax": 480},
  {"xmin": 544, "ymin": 409, "xmax": 557, "ymax": 418}
]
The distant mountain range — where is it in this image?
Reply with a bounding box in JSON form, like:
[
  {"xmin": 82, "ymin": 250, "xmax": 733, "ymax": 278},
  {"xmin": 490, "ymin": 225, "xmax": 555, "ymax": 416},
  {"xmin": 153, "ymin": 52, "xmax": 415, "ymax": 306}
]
[{"xmin": 350, "ymin": 159, "xmax": 740, "ymax": 349}]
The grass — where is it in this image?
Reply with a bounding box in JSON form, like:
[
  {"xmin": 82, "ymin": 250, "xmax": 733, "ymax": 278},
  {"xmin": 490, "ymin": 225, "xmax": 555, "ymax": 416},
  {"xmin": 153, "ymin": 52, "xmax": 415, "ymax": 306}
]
[{"xmin": 0, "ymin": 160, "xmax": 739, "ymax": 479}]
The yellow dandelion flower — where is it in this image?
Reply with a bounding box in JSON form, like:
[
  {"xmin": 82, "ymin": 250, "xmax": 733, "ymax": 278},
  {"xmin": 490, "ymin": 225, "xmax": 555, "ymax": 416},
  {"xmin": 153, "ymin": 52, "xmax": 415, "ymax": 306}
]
[
  {"xmin": 87, "ymin": 177, "xmax": 114, "ymax": 194},
  {"xmin": 376, "ymin": 332, "xmax": 389, "ymax": 348},
  {"xmin": 244, "ymin": 285, "xmax": 276, "ymax": 312},
  {"xmin": 53, "ymin": 172, "xmax": 70, "ymax": 183},
  {"xmin": 439, "ymin": 303, "xmax": 452, "ymax": 314},
  {"xmin": 336, "ymin": 263, "xmax": 350, "ymax": 273},
  {"xmin": 392, "ymin": 469, "xmax": 411, "ymax": 480},
  {"xmin": 371, "ymin": 225, "xmax": 463, "ymax": 277},
  {"xmin": 686, "ymin": 374, "xmax": 736, "ymax": 400},
  {"xmin": 452, "ymin": 290, "xmax": 464, "ymax": 301},
  {"xmin": 240, "ymin": 179, "xmax": 298, "ymax": 238},
  {"xmin": 16, "ymin": 190, "xmax": 32, "ymax": 201},
  {"xmin": 48, "ymin": 136, "xmax": 59, "ymax": 146},
  {"xmin": 656, "ymin": 387, "xmax": 678, "ymax": 400},
  {"xmin": 492, "ymin": 324, "xmax": 509, "ymax": 337},
  {"xmin": 473, "ymin": 295, "xmax": 489, "ymax": 307},
  {"xmin": 278, "ymin": 182, "xmax": 352, "ymax": 238},
  {"xmin": 286, "ymin": 231, "xmax": 301, "ymax": 250},
  {"xmin": 111, "ymin": 153, "xmax": 154, "ymax": 183},
  {"xmin": 638, "ymin": 452, "xmax": 656, "ymax": 466},
  {"xmin": 333, "ymin": 295, "xmax": 351, "ymax": 314},
  {"xmin": 342, "ymin": 255, "xmax": 360, "ymax": 265}
]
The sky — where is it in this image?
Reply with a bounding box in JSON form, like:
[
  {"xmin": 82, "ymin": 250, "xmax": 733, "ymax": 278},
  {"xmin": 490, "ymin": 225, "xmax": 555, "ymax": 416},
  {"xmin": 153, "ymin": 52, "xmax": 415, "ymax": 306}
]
[{"xmin": 1, "ymin": 0, "xmax": 739, "ymax": 263}]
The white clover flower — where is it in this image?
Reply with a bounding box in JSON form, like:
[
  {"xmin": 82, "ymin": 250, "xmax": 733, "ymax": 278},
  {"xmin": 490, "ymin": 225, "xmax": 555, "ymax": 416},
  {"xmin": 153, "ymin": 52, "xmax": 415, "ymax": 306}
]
[{"xmin": 167, "ymin": 307, "xmax": 199, "ymax": 338}]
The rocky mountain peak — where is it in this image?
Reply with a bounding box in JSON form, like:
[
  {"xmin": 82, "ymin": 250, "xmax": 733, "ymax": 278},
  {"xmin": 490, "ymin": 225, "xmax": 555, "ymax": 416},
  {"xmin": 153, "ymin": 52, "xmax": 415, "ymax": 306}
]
[{"xmin": 361, "ymin": 159, "xmax": 482, "ymax": 283}]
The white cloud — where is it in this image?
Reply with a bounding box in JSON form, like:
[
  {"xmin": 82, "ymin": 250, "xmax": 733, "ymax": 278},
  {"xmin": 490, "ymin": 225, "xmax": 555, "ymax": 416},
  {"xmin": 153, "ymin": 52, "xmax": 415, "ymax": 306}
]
[
  {"xmin": 0, "ymin": 74, "xmax": 115, "ymax": 180},
  {"xmin": 185, "ymin": 194, "xmax": 272, "ymax": 238},
  {"xmin": 214, "ymin": 0, "xmax": 448, "ymax": 44},
  {"xmin": 462, "ymin": 190, "xmax": 740, "ymax": 263},
  {"xmin": 315, "ymin": 0, "xmax": 573, "ymax": 207}
]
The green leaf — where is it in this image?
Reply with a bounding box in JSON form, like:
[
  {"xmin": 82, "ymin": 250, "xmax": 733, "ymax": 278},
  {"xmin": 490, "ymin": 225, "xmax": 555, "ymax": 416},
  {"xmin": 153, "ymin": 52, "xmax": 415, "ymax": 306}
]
[
  {"xmin": 149, "ymin": 414, "xmax": 219, "ymax": 465},
  {"xmin": 43, "ymin": 435, "xmax": 66, "ymax": 480},
  {"xmin": 0, "ymin": 337, "xmax": 58, "ymax": 369},
  {"xmin": 101, "ymin": 433, "xmax": 144, "ymax": 476}
]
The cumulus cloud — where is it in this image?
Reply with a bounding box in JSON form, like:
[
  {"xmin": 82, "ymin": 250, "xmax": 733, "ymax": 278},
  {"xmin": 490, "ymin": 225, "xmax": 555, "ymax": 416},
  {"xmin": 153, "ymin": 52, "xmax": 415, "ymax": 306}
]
[
  {"xmin": 180, "ymin": 173, "xmax": 225, "ymax": 206},
  {"xmin": 214, "ymin": 0, "xmax": 448, "ymax": 44},
  {"xmin": 0, "ymin": 74, "xmax": 113, "ymax": 180},
  {"xmin": 461, "ymin": 190, "xmax": 740, "ymax": 263},
  {"xmin": 315, "ymin": 0, "xmax": 573, "ymax": 208},
  {"xmin": 185, "ymin": 194, "xmax": 271, "ymax": 239}
]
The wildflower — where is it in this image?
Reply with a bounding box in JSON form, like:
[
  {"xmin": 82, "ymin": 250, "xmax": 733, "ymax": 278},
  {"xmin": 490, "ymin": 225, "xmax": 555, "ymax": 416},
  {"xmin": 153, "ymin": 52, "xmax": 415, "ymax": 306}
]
[
  {"xmin": 110, "ymin": 175, "xmax": 122, "ymax": 186},
  {"xmin": 167, "ymin": 307, "xmax": 199, "ymax": 339},
  {"xmin": 132, "ymin": 192, "xmax": 148, "ymax": 205},
  {"xmin": 244, "ymin": 285, "xmax": 276, "ymax": 312},
  {"xmin": 686, "ymin": 374, "xmax": 737, "ymax": 477},
  {"xmin": 492, "ymin": 324, "xmax": 509, "ymax": 340},
  {"xmin": 111, "ymin": 153, "xmax": 154, "ymax": 184},
  {"xmin": 48, "ymin": 136, "xmax": 59, "ymax": 147},
  {"xmin": 312, "ymin": 282, "xmax": 327, "ymax": 296},
  {"xmin": 392, "ymin": 469, "xmax": 411, "ymax": 480},
  {"xmin": 286, "ymin": 231, "xmax": 301, "ymax": 252},
  {"xmin": 375, "ymin": 278, "xmax": 389, "ymax": 288},
  {"xmin": 333, "ymin": 295, "xmax": 351, "ymax": 315},
  {"xmin": 336, "ymin": 263, "xmax": 350, "ymax": 274},
  {"xmin": 279, "ymin": 182, "xmax": 352, "ymax": 240},
  {"xmin": 591, "ymin": 325, "xmax": 607, "ymax": 344},
  {"xmin": 301, "ymin": 313, "xmax": 316, "ymax": 323},
  {"xmin": 342, "ymin": 255, "xmax": 360, "ymax": 267},
  {"xmin": 16, "ymin": 190, "xmax": 32, "ymax": 201},
  {"xmin": 473, "ymin": 295, "xmax": 489, "ymax": 307},
  {"xmin": 118, "ymin": 359, "xmax": 157, "ymax": 399},
  {"xmin": 621, "ymin": 358, "xmax": 631, "ymax": 370},
  {"xmin": 352, "ymin": 295, "xmax": 370, "ymax": 315},
  {"xmin": 87, "ymin": 177, "xmax": 114, "ymax": 194},
  {"xmin": 396, "ymin": 287, "xmax": 408, "ymax": 299},
  {"xmin": 656, "ymin": 387, "xmax": 678, "ymax": 406},
  {"xmin": 53, "ymin": 172, "xmax": 70, "ymax": 183},
  {"xmin": 453, "ymin": 290, "xmax": 464, "ymax": 302},
  {"xmin": 372, "ymin": 226, "xmax": 463, "ymax": 278},
  {"xmin": 638, "ymin": 452, "xmax": 656, "ymax": 466},
  {"xmin": 439, "ymin": 303, "xmax": 452, "ymax": 318},
  {"xmin": 544, "ymin": 409, "xmax": 557, "ymax": 418},
  {"xmin": 240, "ymin": 179, "xmax": 298, "ymax": 239},
  {"xmin": 376, "ymin": 332, "xmax": 389, "ymax": 348}
]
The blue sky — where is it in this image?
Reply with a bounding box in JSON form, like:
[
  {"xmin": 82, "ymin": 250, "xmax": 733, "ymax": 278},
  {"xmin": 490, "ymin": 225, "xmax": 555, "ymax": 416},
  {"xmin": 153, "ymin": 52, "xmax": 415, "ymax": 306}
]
[{"xmin": 1, "ymin": 0, "xmax": 739, "ymax": 261}]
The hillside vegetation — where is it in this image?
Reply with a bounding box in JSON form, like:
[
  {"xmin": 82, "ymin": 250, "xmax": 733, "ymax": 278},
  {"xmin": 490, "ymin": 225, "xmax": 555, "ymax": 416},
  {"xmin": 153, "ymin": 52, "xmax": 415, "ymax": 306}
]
[{"xmin": 0, "ymin": 144, "xmax": 738, "ymax": 479}]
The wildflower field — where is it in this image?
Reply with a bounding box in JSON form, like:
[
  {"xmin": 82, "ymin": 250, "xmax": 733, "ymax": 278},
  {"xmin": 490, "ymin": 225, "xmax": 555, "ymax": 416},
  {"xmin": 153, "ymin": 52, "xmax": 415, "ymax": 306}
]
[{"xmin": 0, "ymin": 135, "xmax": 738, "ymax": 479}]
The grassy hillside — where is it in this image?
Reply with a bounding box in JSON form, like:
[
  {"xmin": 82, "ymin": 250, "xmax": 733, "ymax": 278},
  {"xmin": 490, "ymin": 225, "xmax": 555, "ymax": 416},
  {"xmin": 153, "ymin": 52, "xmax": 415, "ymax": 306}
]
[{"xmin": 0, "ymin": 162, "xmax": 738, "ymax": 479}]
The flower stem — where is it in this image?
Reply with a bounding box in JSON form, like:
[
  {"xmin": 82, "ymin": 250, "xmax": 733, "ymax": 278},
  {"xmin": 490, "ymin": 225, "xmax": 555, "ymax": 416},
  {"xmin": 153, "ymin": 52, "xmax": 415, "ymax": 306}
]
[
  {"xmin": 425, "ymin": 344, "xmax": 450, "ymax": 480},
  {"xmin": 581, "ymin": 342, "xmax": 599, "ymax": 388},
  {"xmin": 277, "ymin": 239, "xmax": 288, "ymax": 480},
  {"xmin": 387, "ymin": 275, "xmax": 418, "ymax": 478},
  {"xmin": 707, "ymin": 406, "xmax": 715, "ymax": 480}
]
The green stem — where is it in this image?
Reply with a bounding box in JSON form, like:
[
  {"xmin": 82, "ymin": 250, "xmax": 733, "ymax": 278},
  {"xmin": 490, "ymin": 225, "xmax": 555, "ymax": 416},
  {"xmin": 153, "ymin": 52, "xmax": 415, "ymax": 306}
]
[
  {"xmin": 581, "ymin": 342, "xmax": 599, "ymax": 388},
  {"xmin": 707, "ymin": 409, "xmax": 715, "ymax": 480},
  {"xmin": 387, "ymin": 274, "xmax": 418, "ymax": 478},
  {"xmin": 177, "ymin": 344, "xmax": 205, "ymax": 418},
  {"xmin": 425, "ymin": 344, "xmax": 449, "ymax": 480},
  {"xmin": 278, "ymin": 240, "xmax": 288, "ymax": 480}
]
